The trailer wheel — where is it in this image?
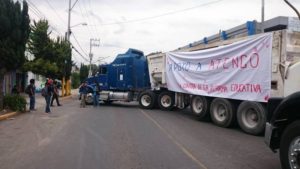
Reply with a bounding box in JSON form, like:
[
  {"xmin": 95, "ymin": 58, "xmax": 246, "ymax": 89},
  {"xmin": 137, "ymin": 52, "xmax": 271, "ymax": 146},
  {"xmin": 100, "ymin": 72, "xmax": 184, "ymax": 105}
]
[
  {"xmin": 191, "ymin": 96, "xmax": 210, "ymax": 120},
  {"xmin": 237, "ymin": 101, "xmax": 266, "ymax": 135},
  {"xmin": 280, "ymin": 120, "xmax": 300, "ymax": 169},
  {"xmin": 210, "ymin": 98, "xmax": 236, "ymax": 128},
  {"xmin": 158, "ymin": 91, "xmax": 175, "ymax": 110},
  {"xmin": 139, "ymin": 91, "xmax": 156, "ymax": 109}
]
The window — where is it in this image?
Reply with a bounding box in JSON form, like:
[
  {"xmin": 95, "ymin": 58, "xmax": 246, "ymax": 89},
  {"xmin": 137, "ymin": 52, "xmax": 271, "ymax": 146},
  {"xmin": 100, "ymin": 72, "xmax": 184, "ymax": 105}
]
[{"xmin": 99, "ymin": 67, "xmax": 107, "ymax": 75}]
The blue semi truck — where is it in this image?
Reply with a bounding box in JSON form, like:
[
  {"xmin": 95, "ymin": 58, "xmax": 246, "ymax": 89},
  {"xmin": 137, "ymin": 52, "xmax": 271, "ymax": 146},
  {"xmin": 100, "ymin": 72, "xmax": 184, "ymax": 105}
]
[{"xmin": 85, "ymin": 48, "xmax": 151, "ymax": 104}]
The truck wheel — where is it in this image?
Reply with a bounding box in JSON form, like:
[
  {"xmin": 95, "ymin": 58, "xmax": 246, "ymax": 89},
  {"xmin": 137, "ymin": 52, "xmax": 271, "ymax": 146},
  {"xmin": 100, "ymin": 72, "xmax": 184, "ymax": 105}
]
[
  {"xmin": 280, "ymin": 120, "xmax": 300, "ymax": 169},
  {"xmin": 237, "ymin": 101, "xmax": 266, "ymax": 135},
  {"xmin": 85, "ymin": 93, "xmax": 93, "ymax": 105},
  {"xmin": 158, "ymin": 91, "xmax": 174, "ymax": 110},
  {"xmin": 210, "ymin": 98, "xmax": 236, "ymax": 128},
  {"xmin": 139, "ymin": 91, "xmax": 156, "ymax": 109},
  {"xmin": 191, "ymin": 95, "xmax": 210, "ymax": 120}
]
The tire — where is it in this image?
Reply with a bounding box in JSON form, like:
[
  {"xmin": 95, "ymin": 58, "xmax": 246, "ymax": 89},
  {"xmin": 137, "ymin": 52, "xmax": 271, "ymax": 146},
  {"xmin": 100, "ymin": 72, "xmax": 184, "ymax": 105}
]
[
  {"xmin": 280, "ymin": 120, "xmax": 300, "ymax": 169},
  {"xmin": 138, "ymin": 91, "xmax": 156, "ymax": 109},
  {"xmin": 85, "ymin": 93, "xmax": 93, "ymax": 105},
  {"xmin": 158, "ymin": 91, "xmax": 175, "ymax": 110},
  {"xmin": 210, "ymin": 98, "xmax": 236, "ymax": 128},
  {"xmin": 191, "ymin": 95, "xmax": 210, "ymax": 120},
  {"xmin": 237, "ymin": 101, "xmax": 266, "ymax": 135}
]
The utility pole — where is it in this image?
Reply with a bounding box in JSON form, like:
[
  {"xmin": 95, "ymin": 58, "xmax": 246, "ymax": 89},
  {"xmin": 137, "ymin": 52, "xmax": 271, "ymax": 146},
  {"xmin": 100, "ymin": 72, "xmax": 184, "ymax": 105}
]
[
  {"xmin": 63, "ymin": 0, "xmax": 79, "ymax": 96},
  {"xmin": 88, "ymin": 38, "xmax": 100, "ymax": 77},
  {"xmin": 261, "ymin": 0, "xmax": 265, "ymax": 33}
]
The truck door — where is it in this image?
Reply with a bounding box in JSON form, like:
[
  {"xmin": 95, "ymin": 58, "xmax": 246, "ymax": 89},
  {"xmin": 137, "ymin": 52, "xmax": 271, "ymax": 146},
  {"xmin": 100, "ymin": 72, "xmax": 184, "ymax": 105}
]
[
  {"xmin": 117, "ymin": 67, "xmax": 126, "ymax": 90},
  {"xmin": 99, "ymin": 66, "xmax": 108, "ymax": 90}
]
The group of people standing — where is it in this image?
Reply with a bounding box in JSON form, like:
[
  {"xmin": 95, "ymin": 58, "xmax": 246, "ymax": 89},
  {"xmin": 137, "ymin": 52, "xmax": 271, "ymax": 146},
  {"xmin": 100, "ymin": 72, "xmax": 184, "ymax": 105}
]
[
  {"xmin": 26, "ymin": 78, "xmax": 62, "ymax": 114},
  {"xmin": 79, "ymin": 80, "xmax": 100, "ymax": 108}
]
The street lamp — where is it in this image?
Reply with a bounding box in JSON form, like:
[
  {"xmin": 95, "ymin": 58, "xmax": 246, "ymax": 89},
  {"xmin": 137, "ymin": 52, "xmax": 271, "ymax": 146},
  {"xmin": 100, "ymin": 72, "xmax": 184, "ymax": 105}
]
[{"xmin": 70, "ymin": 22, "xmax": 87, "ymax": 28}]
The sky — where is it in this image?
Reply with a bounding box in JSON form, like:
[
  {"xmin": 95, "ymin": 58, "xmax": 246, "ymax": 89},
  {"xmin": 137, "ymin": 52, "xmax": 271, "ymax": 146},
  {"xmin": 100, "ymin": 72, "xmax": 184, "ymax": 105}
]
[{"xmin": 25, "ymin": 0, "xmax": 300, "ymax": 65}]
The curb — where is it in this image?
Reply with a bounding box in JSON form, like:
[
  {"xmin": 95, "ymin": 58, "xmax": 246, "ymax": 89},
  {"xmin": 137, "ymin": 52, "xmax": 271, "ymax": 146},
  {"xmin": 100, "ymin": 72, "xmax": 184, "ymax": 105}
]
[
  {"xmin": 0, "ymin": 94, "xmax": 73, "ymax": 121},
  {"xmin": 0, "ymin": 111, "xmax": 20, "ymax": 121}
]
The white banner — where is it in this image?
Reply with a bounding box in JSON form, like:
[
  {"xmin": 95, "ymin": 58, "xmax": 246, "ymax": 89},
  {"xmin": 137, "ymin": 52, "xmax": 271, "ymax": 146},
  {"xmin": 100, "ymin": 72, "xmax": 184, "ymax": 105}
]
[{"xmin": 166, "ymin": 33, "xmax": 273, "ymax": 102}]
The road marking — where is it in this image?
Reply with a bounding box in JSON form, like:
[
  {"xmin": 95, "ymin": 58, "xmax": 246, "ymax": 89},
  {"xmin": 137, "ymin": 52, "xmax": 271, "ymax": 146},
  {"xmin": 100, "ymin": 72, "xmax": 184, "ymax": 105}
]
[{"xmin": 140, "ymin": 109, "xmax": 207, "ymax": 169}]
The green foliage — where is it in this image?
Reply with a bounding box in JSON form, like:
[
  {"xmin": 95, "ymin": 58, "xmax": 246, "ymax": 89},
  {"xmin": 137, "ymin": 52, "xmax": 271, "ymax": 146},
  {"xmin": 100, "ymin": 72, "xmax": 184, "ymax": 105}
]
[
  {"xmin": 0, "ymin": 0, "xmax": 30, "ymax": 71},
  {"xmin": 4, "ymin": 94, "xmax": 26, "ymax": 112},
  {"xmin": 26, "ymin": 20, "xmax": 72, "ymax": 80},
  {"xmin": 27, "ymin": 20, "xmax": 52, "ymax": 61},
  {"xmin": 52, "ymin": 37, "xmax": 72, "ymax": 80},
  {"xmin": 91, "ymin": 64, "xmax": 98, "ymax": 76},
  {"xmin": 23, "ymin": 58, "xmax": 58, "ymax": 77},
  {"xmin": 80, "ymin": 64, "xmax": 89, "ymax": 82},
  {"xmin": 0, "ymin": 0, "xmax": 30, "ymax": 110},
  {"xmin": 79, "ymin": 64, "xmax": 99, "ymax": 82},
  {"xmin": 71, "ymin": 72, "xmax": 80, "ymax": 88}
]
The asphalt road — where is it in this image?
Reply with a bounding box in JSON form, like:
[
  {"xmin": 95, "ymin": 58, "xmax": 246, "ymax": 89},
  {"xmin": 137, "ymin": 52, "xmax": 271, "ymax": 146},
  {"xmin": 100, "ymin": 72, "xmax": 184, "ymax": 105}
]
[{"xmin": 0, "ymin": 96, "xmax": 281, "ymax": 169}]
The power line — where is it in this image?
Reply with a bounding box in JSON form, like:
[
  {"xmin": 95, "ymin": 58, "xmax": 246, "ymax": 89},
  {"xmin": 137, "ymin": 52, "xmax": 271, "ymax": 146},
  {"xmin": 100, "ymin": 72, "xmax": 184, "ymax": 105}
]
[
  {"xmin": 81, "ymin": 0, "xmax": 97, "ymax": 35},
  {"xmin": 85, "ymin": 0, "xmax": 101, "ymax": 39},
  {"xmin": 44, "ymin": 0, "xmax": 66, "ymax": 25},
  {"xmin": 70, "ymin": 46, "xmax": 89, "ymax": 64},
  {"xmin": 71, "ymin": 45, "xmax": 89, "ymax": 62},
  {"xmin": 94, "ymin": 0, "xmax": 224, "ymax": 26},
  {"xmin": 27, "ymin": 0, "xmax": 45, "ymax": 17},
  {"xmin": 71, "ymin": 33, "xmax": 89, "ymax": 58},
  {"xmin": 27, "ymin": 0, "xmax": 64, "ymax": 36},
  {"xmin": 77, "ymin": 1, "xmax": 93, "ymax": 38}
]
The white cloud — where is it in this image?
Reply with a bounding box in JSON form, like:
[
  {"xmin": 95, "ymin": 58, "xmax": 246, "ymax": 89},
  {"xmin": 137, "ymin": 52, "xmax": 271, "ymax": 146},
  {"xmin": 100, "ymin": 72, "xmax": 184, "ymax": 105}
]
[{"xmin": 27, "ymin": 0, "xmax": 300, "ymax": 64}]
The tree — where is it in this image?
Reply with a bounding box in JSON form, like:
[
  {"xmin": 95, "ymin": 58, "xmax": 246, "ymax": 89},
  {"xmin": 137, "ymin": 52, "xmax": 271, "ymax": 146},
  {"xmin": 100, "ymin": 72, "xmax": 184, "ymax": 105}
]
[
  {"xmin": 25, "ymin": 20, "xmax": 72, "ymax": 80},
  {"xmin": 25, "ymin": 20, "xmax": 58, "ymax": 77},
  {"xmin": 53, "ymin": 37, "xmax": 72, "ymax": 80},
  {"xmin": 79, "ymin": 64, "xmax": 89, "ymax": 82},
  {"xmin": 0, "ymin": 0, "xmax": 30, "ymax": 109},
  {"xmin": 71, "ymin": 72, "xmax": 80, "ymax": 89}
]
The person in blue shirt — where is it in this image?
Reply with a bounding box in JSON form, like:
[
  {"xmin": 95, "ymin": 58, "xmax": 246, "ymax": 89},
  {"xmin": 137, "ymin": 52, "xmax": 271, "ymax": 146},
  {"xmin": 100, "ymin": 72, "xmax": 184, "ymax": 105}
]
[
  {"xmin": 93, "ymin": 80, "xmax": 100, "ymax": 107},
  {"xmin": 79, "ymin": 81, "xmax": 88, "ymax": 108}
]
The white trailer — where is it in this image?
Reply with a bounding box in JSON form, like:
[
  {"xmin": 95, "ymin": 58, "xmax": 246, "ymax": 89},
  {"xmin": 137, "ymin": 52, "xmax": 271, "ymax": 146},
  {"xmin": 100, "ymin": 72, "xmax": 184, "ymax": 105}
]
[{"xmin": 138, "ymin": 29, "xmax": 300, "ymax": 135}]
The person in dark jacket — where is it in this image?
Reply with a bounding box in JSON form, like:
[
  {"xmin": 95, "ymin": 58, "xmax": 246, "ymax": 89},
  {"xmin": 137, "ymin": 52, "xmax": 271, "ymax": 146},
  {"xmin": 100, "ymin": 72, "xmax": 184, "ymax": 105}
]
[
  {"xmin": 44, "ymin": 79, "xmax": 54, "ymax": 113},
  {"xmin": 51, "ymin": 80, "xmax": 62, "ymax": 106},
  {"xmin": 27, "ymin": 79, "xmax": 36, "ymax": 111}
]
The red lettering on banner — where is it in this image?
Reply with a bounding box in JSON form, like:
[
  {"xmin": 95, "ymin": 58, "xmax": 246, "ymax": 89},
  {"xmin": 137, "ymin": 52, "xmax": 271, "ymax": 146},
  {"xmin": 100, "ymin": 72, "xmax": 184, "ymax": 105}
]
[
  {"xmin": 223, "ymin": 57, "xmax": 229, "ymax": 69},
  {"xmin": 216, "ymin": 58, "xmax": 222, "ymax": 69},
  {"xmin": 240, "ymin": 55, "xmax": 247, "ymax": 69},
  {"xmin": 231, "ymin": 84, "xmax": 261, "ymax": 93},
  {"xmin": 232, "ymin": 57, "xmax": 239, "ymax": 68},
  {"xmin": 209, "ymin": 85, "xmax": 228, "ymax": 93},
  {"xmin": 209, "ymin": 53, "xmax": 261, "ymax": 70},
  {"xmin": 250, "ymin": 53, "xmax": 259, "ymax": 68}
]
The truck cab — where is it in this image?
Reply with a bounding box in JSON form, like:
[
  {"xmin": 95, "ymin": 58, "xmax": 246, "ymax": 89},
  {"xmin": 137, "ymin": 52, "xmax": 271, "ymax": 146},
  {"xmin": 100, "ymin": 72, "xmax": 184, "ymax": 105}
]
[{"xmin": 85, "ymin": 48, "xmax": 151, "ymax": 104}]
